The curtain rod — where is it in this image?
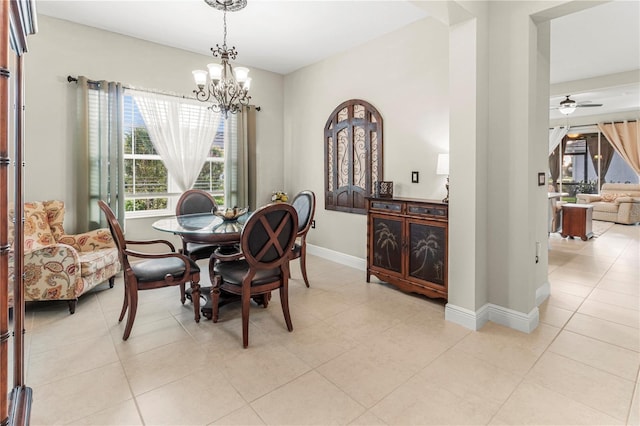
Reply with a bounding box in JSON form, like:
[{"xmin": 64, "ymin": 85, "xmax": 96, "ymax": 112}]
[
  {"xmin": 66, "ymin": 75, "xmax": 261, "ymax": 111},
  {"xmin": 549, "ymin": 119, "xmax": 637, "ymax": 130}
]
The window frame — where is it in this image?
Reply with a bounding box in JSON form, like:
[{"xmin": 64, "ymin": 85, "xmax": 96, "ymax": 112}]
[
  {"xmin": 324, "ymin": 99, "xmax": 383, "ymax": 215},
  {"xmin": 122, "ymin": 91, "xmax": 226, "ymax": 218}
]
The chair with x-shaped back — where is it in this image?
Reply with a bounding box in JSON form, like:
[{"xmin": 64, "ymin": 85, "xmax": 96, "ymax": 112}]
[
  {"xmin": 99, "ymin": 200, "xmax": 201, "ymax": 340},
  {"xmin": 209, "ymin": 202, "xmax": 298, "ymax": 348}
]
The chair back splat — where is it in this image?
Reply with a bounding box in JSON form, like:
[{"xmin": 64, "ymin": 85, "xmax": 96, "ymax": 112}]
[
  {"xmin": 210, "ymin": 203, "xmax": 298, "ymax": 348},
  {"xmin": 99, "ymin": 200, "xmax": 201, "ymax": 340},
  {"xmin": 175, "ymin": 189, "xmax": 219, "ymax": 304}
]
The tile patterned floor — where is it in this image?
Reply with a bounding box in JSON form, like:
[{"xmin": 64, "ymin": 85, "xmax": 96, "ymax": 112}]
[{"xmin": 10, "ymin": 223, "xmax": 640, "ymax": 425}]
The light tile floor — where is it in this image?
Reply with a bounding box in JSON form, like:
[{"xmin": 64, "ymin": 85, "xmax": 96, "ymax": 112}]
[{"xmin": 10, "ymin": 222, "xmax": 640, "ymax": 425}]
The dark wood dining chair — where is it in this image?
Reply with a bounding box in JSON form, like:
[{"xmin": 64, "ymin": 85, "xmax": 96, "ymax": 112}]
[
  {"xmin": 209, "ymin": 202, "xmax": 298, "ymax": 348},
  {"xmin": 290, "ymin": 190, "xmax": 316, "ymax": 287},
  {"xmin": 98, "ymin": 200, "xmax": 201, "ymax": 341},
  {"xmin": 175, "ymin": 189, "xmax": 218, "ymax": 304}
]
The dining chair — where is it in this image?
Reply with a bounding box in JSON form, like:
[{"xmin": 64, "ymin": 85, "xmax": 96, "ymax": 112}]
[
  {"xmin": 98, "ymin": 200, "xmax": 201, "ymax": 340},
  {"xmin": 209, "ymin": 202, "xmax": 298, "ymax": 348},
  {"xmin": 175, "ymin": 189, "xmax": 218, "ymax": 304},
  {"xmin": 290, "ymin": 190, "xmax": 316, "ymax": 287}
]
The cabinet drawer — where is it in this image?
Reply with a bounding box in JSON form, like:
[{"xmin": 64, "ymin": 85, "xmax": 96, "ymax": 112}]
[
  {"xmin": 370, "ymin": 201, "xmax": 403, "ymax": 213},
  {"xmin": 407, "ymin": 203, "xmax": 447, "ymax": 218}
]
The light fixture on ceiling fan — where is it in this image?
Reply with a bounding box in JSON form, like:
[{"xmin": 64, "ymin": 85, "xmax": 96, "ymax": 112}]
[{"xmin": 555, "ymin": 95, "xmax": 603, "ymax": 115}]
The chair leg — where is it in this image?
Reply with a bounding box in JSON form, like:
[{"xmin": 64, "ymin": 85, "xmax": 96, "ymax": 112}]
[
  {"xmin": 190, "ymin": 276, "xmax": 201, "ymax": 323},
  {"xmin": 108, "ymin": 276, "xmax": 115, "ymax": 288},
  {"xmin": 122, "ymin": 284, "xmax": 139, "ymax": 341},
  {"xmin": 280, "ymin": 281, "xmax": 293, "ymax": 332},
  {"xmin": 211, "ymin": 275, "xmax": 221, "ymax": 323},
  {"xmin": 118, "ymin": 281, "xmax": 129, "ymax": 322},
  {"xmin": 242, "ymin": 288, "xmax": 251, "ymax": 348},
  {"xmin": 180, "ymin": 283, "xmax": 186, "ymax": 304},
  {"xmin": 68, "ymin": 299, "xmax": 77, "ymax": 315},
  {"xmin": 299, "ymin": 246, "xmax": 310, "ymax": 288}
]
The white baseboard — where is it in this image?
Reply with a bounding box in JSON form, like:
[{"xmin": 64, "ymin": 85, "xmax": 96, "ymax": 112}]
[
  {"xmin": 306, "ymin": 243, "xmax": 366, "ymax": 271},
  {"xmin": 446, "ymin": 302, "xmax": 539, "ymax": 333},
  {"xmin": 536, "ymin": 281, "xmax": 550, "ymax": 306}
]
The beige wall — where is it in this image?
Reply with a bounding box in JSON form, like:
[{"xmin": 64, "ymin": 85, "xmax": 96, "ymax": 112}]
[
  {"xmin": 24, "ymin": 15, "xmax": 285, "ymax": 234},
  {"xmin": 283, "ymin": 18, "xmax": 450, "ymax": 259}
]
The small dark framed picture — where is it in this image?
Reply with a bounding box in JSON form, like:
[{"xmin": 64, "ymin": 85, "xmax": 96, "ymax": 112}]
[{"xmin": 537, "ymin": 172, "xmax": 546, "ymax": 187}]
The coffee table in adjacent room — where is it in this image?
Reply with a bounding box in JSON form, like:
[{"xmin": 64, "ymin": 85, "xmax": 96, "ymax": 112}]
[{"xmin": 561, "ymin": 203, "xmax": 594, "ymax": 241}]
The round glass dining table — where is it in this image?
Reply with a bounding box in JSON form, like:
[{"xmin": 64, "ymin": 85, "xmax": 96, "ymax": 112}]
[
  {"xmin": 152, "ymin": 212, "xmax": 250, "ymax": 245},
  {"xmin": 152, "ymin": 211, "xmax": 252, "ymax": 320}
]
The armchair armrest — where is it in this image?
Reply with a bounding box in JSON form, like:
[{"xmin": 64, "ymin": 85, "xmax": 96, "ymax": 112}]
[
  {"xmin": 124, "ymin": 249, "xmax": 194, "ymax": 283},
  {"xmin": 58, "ymin": 229, "xmax": 115, "ymax": 252},
  {"xmin": 615, "ymin": 196, "xmax": 640, "ymax": 204},
  {"xmin": 576, "ymin": 194, "xmax": 601, "ymax": 204},
  {"xmin": 24, "ymin": 244, "xmax": 83, "ymax": 300}
]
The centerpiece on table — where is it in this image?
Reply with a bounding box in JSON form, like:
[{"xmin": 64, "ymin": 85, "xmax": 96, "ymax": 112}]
[{"xmin": 271, "ymin": 191, "xmax": 288, "ymax": 203}]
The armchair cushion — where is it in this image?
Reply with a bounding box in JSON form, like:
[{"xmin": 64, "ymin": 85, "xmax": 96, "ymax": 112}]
[
  {"xmin": 24, "ymin": 202, "xmax": 55, "ymax": 250},
  {"xmin": 58, "ymin": 229, "xmax": 116, "ymax": 252}
]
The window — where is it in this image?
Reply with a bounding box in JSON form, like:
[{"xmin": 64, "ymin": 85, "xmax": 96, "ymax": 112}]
[
  {"xmin": 123, "ymin": 93, "xmax": 227, "ymax": 216},
  {"xmin": 324, "ymin": 99, "xmax": 383, "ymax": 214}
]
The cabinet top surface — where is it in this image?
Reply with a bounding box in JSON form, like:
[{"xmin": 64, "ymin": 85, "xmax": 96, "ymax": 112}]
[{"xmin": 367, "ymin": 196, "xmax": 447, "ymax": 205}]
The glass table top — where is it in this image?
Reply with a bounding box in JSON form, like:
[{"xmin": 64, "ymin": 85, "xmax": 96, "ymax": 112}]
[{"xmin": 152, "ymin": 212, "xmax": 250, "ymax": 236}]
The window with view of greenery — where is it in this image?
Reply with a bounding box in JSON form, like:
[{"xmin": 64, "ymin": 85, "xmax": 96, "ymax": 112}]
[{"xmin": 123, "ymin": 94, "xmax": 226, "ymax": 215}]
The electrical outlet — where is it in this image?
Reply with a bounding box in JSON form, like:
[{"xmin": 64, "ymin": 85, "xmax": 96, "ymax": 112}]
[{"xmin": 311, "ymin": 220, "xmax": 316, "ymax": 229}]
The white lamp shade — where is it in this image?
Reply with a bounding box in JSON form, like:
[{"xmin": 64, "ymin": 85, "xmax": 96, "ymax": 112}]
[
  {"xmin": 436, "ymin": 153, "xmax": 449, "ymax": 175},
  {"xmin": 234, "ymin": 67, "xmax": 250, "ymax": 82},
  {"xmin": 243, "ymin": 77, "xmax": 251, "ymax": 90},
  {"xmin": 207, "ymin": 63, "xmax": 223, "ymax": 80},
  {"xmin": 192, "ymin": 70, "xmax": 208, "ymax": 86}
]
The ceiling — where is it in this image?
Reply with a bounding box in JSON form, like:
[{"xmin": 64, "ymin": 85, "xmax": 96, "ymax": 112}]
[{"xmin": 36, "ymin": 0, "xmax": 640, "ymax": 119}]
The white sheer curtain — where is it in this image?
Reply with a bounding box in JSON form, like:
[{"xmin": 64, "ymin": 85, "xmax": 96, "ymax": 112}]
[
  {"xmin": 549, "ymin": 126, "xmax": 567, "ymax": 155},
  {"xmin": 132, "ymin": 91, "xmax": 221, "ymax": 191}
]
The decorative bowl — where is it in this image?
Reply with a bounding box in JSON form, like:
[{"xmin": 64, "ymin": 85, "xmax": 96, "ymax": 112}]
[{"xmin": 214, "ymin": 206, "xmax": 248, "ymax": 221}]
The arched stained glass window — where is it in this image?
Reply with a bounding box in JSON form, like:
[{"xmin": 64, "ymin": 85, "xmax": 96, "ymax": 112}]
[{"xmin": 324, "ymin": 99, "xmax": 383, "ymax": 214}]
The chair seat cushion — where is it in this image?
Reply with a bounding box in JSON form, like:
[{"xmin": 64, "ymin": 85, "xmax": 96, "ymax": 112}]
[
  {"xmin": 132, "ymin": 257, "xmax": 200, "ymax": 282},
  {"xmin": 186, "ymin": 242, "xmax": 217, "ymax": 257},
  {"xmin": 214, "ymin": 259, "xmax": 280, "ymax": 286},
  {"xmin": 78, "ymin": 247, "xmax": 120, "ymax": 277},
  {"xmin": 591, "ymin": 201, "xmax": 620, "ymax": 213}
]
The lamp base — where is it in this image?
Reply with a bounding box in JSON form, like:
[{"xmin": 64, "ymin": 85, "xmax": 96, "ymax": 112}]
[{"xmin": 442, "ymin": 177, "xmax": 449, "ymax": 204}]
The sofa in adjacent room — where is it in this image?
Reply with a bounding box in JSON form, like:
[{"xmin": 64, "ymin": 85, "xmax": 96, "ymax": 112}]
[{"xmin": 576, "ymin": 183, "xmax": 640, "ymax": 225}]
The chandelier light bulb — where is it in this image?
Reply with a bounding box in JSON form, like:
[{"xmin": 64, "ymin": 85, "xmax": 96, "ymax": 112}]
[
  {"xmin": 192, "ymin": 70, "xmax": 207, "ymax": 88},
  {"xmin": 234, "ymin": 67, "xmax": 249, "ymax": 82}
]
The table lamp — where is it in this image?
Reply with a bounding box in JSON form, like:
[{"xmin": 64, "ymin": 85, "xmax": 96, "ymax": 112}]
[{"xmin": 436, "ymin": 153, "xmax": 449, "ymax": 203}]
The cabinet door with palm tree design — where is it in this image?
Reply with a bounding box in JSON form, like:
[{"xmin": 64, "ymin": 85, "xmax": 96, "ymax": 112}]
[
  {"xmin": 408, "ymin": 220, "xmax": 447, "ymax": 289},
  {"xmin": 371, "ymin": 215, "xmax": 403, "ymax": 275}
]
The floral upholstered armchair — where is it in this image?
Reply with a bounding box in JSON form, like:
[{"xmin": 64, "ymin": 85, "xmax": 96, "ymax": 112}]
[{"xmin": 8, "ymin": 201, "xmax": 121, "ymax": 314}]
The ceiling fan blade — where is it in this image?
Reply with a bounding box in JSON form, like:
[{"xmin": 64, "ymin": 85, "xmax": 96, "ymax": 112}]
[{"xmin": 576, "ymin": 103, "xmax": 603, "ymax": 108}]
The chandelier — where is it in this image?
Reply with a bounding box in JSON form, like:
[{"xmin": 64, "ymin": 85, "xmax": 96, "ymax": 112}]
[{"xmin": 192, "ymin": 0, "xmax": 251, "ymax": 118}]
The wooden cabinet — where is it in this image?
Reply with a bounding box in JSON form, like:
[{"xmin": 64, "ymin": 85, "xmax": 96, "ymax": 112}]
[
  {"xmin": 561, "ymin": 203, "xmax": 593, "ymax": 241},
  {"xmin": 366, "ymin": 197, "xmax": 448, "ymax": 300}
]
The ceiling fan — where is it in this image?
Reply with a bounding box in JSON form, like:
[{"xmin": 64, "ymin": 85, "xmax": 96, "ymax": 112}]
[{"xmin": 553, "ymin": 95, "xmax": 603, "ymax": 115}]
